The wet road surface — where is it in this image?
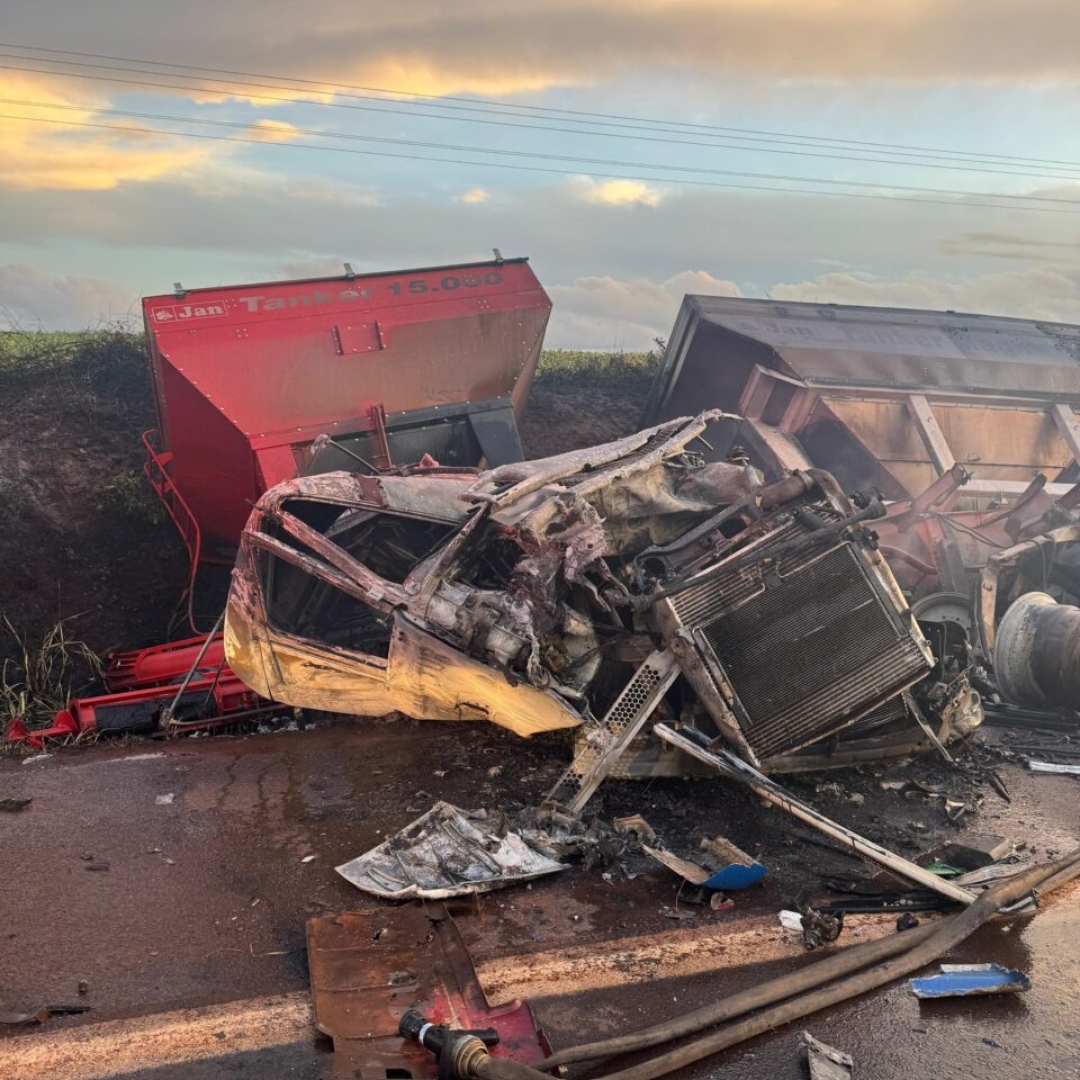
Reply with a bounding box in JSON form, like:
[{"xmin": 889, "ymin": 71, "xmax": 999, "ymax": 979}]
[{"xmin": 2, "ymin": 719, "xmax": 1080, "ymax": 1078}]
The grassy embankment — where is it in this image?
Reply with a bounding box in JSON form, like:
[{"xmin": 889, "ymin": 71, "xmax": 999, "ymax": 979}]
[{"xmin": 0, "ymin": 331, "xmax": 664, "ymax": 728}]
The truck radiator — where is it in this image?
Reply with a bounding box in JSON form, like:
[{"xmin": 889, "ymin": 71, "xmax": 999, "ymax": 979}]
[{"xmin": 671, "ymin": 541, "xmax": 928, "ymax": 761}]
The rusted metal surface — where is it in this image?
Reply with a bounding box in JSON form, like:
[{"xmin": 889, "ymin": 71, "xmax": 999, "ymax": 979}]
[
  {"xmin": 645, "ymin": 298, "xmax": 1080, "ymax": 606},
  {"xmin": 225, "ymin": 412, "xmax": 967, "ymax": 773},
  {"xmin": 307, "ymin": 904, "xmax": 550, "ymax": 1079}
]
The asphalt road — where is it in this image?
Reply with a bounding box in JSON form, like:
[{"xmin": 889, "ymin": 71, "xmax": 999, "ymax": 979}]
[{"xmin": 2, "ymin": 720, "xmax": 1079, "ymax": 1079}]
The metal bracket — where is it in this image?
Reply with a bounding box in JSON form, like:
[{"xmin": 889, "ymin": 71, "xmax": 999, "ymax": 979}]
[{"xmin": 546, "ymin": 650, "xmax": 679, "ymax": 814}]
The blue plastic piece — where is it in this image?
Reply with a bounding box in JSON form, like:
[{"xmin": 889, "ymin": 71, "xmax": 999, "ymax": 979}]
[
  {"xmin": 910, "ymin": 964, "xmax": 1031, "ymax": 999},
  {"xmin": 701, "ymin": 861, "xmax": 769, "ymax": 891}
]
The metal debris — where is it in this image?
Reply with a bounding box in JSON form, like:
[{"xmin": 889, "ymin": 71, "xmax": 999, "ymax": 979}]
[
  {"xmin": 1029, "ymin": 761, "xmax": 1080, "ymax": 775},
  {"xmin": 308, "ymin": 903, "xmax": 550, "ymax": 1077},
  {"xmin": 910, "ymin": 964, "xmax": 1031, "ymax": 999},
  {"xmin": 335, "ymin": 802, "xmax": 565, "ymax": 900},
  {"xmin": 800, "ymin": 1031, "xmax": 854, "ymax": 1080},
  {"xmin": 654, "ymin": 723, "xmax": 977, "ymax": 905},
  {"xmin": 940, "ymin": 834, "xmax": 1014, "ymax": 871},
  {"xmin": 799, "ymin": 908, "xmax": 845, "ymax": 950},
  {"xmin": 643, "ymin": 835, "xmax": 767, "ymax": 891},
  {"xmin": 224, "ymin": 411, "xmax": 967, "ymax": 786}
]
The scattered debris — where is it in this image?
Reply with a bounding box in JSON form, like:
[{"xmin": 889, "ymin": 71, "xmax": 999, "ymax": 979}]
[
  {"xmin": 613, "ymin": 814, "xmax": 657, "ymax": 844},
  {"xmin": 897, "ymin": 913, "xmax": 921, "ymax": 932},
  {"xmin": 910, "ymin": 964, "xmax": 1031, "ymax": 999},
  {"xmin": 799, "ymin": 908, "xmax": 845, "ymax": 950},
  {"xmin": 779, "ymin": 910, "xmax": 805, "ymax": 933},
  {"xmin": 654, "ymin": 723, "xmax": 977, "ymax": 905},
  {"xmin": 0, "ymin": 1004, "xmax": 91, "ymax": 1025},
  {"xmin": 84, "ymin": 861, "xmax": 110, "ymax": 872},
  {"xmin": 924, "ymin": 862, "xmax": 964, "ymax": 878},
  {"xmin": 155, "ymin": 793, "xmax": 175, "ymax": 805},
  {"xmin": 335, "ymin": 802, "xmax": 565, "ymax": 899},
  {"xmin": 1029, "ymin": 761, "xmax": 1080, "ymax": 775},
  {"xmin": 940, "ymin": 834, "xmax": 1013, "ymax": 871},
  {"xmin": 0, "ymin": 797, "xmax": 32, "ymax": 812},
  {"xmin": 800, "ymin": 1031, "xmax": 854, "ymax": 1080},
  {"xmin": 644, "ymin": 836, "xmax": 767, "ymax": 891},
  {"xmin": 300, "ymin": 854, "xmax": 316, "ymax": 864},
  {"xmin": 21, "ymin": 753, "xmax": 51, "ymax": 764},
  {"xmin": 308, "ymin": 902, "xmax": 550, "ymax": 1077}
]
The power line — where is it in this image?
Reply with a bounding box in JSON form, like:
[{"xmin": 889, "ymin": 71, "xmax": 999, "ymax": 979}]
[
  {"xmin": 6, "ymin": 111, "xmax": 1080, "ymax": 215},
  {"xmin": 5, "ymin": 40, "xmax": 1079, "ymax": 171},
  {"xmin": 3, "ymin": 54, "xmax": 1080, "ymax": 187},
  {"xmin": 6, "ymin": 95, "xmax": 1079, "ymax": 208}
]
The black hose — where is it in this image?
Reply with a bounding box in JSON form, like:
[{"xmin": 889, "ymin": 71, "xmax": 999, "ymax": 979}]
[
  {"xmin": 591, "ymin": 848, "xmax": 1080, "ymax": 1080},
  {"xmin": 476, "ymin": 849, "xmax": 1080, "ymax": 1080},
  {"xmin": 535, "ymin": 921, "xmax": 939, "ymax": 1069}
]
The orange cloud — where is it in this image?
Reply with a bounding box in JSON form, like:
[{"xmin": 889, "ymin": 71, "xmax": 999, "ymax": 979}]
[
  {"xmin": 0, "ymin": 73, "xmax": 210, "ymax": 191},
  {"xmin": 574, "ymin": 177, "xmax": 666, "ymax": 207}
]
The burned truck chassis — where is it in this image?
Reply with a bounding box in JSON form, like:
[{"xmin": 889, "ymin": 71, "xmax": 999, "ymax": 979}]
[{"xmin": 224, "ymin": 412, "xmax": 979, "ymax": 783}]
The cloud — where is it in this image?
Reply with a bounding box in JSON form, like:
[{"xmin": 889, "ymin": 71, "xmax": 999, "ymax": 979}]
[
  {"xmin": 5, "ymin": 2, "xmax": 1080, "ymax": 102},
  {"xmin": 0, "ymin": 72, "xmax": 210, "ymax": 191},
  {"xmin": 768, "ymin": 267, "xmax": 1080, "ymax": 322},
  {"xmin": 574, "ymin": 178, "xmax": 666, "ymax": 207},
  {"xmin": 247, "ymin": 118, "xmax": 301, "ymax": 142},
  {"xmin": 547, "ymin": 271, "xmax": 741, "ymax": 348},
  {"xmin": 0, "ymin": 264, "xmax": 135, "ymax": 329},
  {"xmin": 460, "ymin": 187, "xmax": 488, "ymax": 204},
  {"xmin": 937, "ymin": 231, "xmax": 1080, "ymax": 264},
  {"xmin": 550, "ymin": 265, "xmax": 1080, "ymax": 348}
]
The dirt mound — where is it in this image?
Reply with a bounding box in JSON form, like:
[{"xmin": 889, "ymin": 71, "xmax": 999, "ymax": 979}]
[
  {"xmin": 0, "ymin": 335, "xmax": 652, "ymax": 703},
  {"xmin": 0, "ymin": 332, "xmax": 186, "ymax": 684}
]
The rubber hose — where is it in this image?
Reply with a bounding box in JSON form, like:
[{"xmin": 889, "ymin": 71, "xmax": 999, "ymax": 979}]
[
  {"xmin": 535, "ymin": 921, "xmax": 938, "ymax": 1069},
  {"xmin": 474, "ymin": 849, "xmax": 1080, "ymax": 1080},
  {"xmin": 594, "ymin": 847, "xmax": 1080, "ymax": 1080}
]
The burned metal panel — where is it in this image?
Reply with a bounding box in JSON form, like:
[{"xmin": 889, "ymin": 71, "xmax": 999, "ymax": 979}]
[
  {"xmin": 658, "ymin": 533, "xmax": 932, "ymax": 763},
  {"xmin": 932, "ymin": 403, "xmax": 1072, "ymax": 479},
  {"xmin": 651, "ymin": 296, "xmax": 1080, "ymax": 398},
  {"xmin": 226, "ymin": 412, "xmax": 947, "ymax": 769}
]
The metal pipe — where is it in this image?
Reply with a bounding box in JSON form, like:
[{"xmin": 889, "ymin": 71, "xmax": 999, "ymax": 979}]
[{"xmin": 161, "ymin": 609, "xmax": 226, "ymax": 728}]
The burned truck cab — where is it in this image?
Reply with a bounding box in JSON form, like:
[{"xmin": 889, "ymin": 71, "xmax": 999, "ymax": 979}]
[{"xmin": 225, "ymin": 412, "xmax": 972, "ymax": 779}]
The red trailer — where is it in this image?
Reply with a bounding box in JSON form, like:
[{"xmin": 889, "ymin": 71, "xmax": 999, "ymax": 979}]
[{"xmin": 142, "ymin": 255, "xmax": 550, "ymax": 567}]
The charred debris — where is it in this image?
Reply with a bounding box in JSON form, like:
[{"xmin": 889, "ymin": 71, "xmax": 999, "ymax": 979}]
[{"xmin": 224, "ymin": 409, "xmax": 978, "ymax": 778}]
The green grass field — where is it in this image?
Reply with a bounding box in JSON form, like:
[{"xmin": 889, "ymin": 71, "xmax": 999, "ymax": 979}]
[{"xmin": 1, "ymin": 330, "xmax": 665, "ymax": 384}]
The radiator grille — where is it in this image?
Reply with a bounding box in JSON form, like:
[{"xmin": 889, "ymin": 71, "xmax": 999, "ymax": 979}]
[{"xmin": 673, "ymin": 542, "xmax": 927, "ymax": 760}]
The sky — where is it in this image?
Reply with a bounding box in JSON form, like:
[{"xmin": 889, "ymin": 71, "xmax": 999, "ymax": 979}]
[{"xmin": 2, "ymin": 1, "xmax": 1080, "ymax": 347}]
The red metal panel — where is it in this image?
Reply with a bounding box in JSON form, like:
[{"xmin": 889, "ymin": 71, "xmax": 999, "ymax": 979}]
[{"xmin": 141, "ymin": 257, "xmax": 550, "ymax": 556}]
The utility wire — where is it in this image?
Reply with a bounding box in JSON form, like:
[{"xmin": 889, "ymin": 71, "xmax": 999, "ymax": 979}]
[
  {"xmin": 5, "ymin": 95, "xmax": 1079, "ymax": 208},
  {"xmin": 5, "ymin": 40, "xmax": 1080, "ymax": 171},
  {"xmin": 3, "ymin": 55, "xmax": 1080, "ymax": 186},
  {"xmin": 6, "ymin": 112, "xmax": 1080, "ymax": 215},
  {"xmin": 9, "ymin": 95, "xmax": 1080, "ymax": 208}
]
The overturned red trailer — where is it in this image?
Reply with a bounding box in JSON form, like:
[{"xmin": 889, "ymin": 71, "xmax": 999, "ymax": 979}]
[{"xmin": 142, "ymin": 255, "xmax": 550, "ymax": 569}]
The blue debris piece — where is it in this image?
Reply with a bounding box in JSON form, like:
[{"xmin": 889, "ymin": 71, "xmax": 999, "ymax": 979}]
[
  {"xmin": 910, "ymin": 964, "xmax": 1031, "ymax": 999},
  {"xmin": 701, "ymin": 861, "xmax": 768, "ymax": 891},
  {"xmin": 643, "ymin": 835, "xmax": 767, "ymax": 892}
]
